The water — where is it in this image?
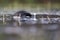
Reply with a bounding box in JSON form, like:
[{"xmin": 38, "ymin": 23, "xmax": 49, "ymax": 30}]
[{"xmin": 0, "ymin": 21, "xmax": 60, "ymax": 40}]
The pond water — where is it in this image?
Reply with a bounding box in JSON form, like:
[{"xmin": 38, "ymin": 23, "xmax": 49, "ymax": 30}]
[{"xmin": 0, "ymin": 21, "xmax": 60, "ymax": 40}]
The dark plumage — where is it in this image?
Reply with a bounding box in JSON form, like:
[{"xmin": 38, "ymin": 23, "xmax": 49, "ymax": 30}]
[{"xmin": 15, "ymin": 10, "xmax": 32, "ymax": 17}]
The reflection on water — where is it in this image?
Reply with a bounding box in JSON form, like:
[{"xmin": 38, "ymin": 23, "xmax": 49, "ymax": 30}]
[{"xmin": 0, "ymin": 21, "xmax": 60, "ymax": 40}]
